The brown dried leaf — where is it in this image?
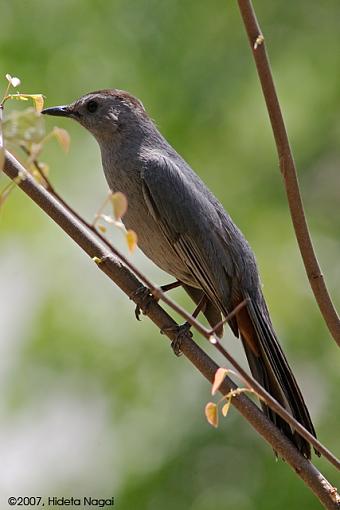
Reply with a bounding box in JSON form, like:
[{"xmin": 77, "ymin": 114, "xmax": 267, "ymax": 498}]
[
  {"xmin": 111, "ymin": 191, "xmax": 128, "ymax": 221},
  {"xmin": 205, "ymin": 402, "xmax": 218, "ymax": 428},
  {"xmin": 212, "ymin": 368, "xmax": 229, "ymax": 396}
]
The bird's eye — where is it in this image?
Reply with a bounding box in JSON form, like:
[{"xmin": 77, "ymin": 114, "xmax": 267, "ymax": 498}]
[{"xmin": 87, "ymin": 100, "xmax": 98, "ymax": 113}]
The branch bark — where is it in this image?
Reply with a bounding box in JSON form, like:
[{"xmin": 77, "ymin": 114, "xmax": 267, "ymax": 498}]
[
  {"xmin": 3, "ymin": 152, "xmax": 339, "ymax": 509},
  {"xmin": 237, "ymin": 0, "xmax": 340, "ymax": 348}
]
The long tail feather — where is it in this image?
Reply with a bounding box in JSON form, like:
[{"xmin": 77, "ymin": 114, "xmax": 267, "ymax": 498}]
[{"xmin": 238, "ymin": 293, "xmax": 317, "ymax": 459}]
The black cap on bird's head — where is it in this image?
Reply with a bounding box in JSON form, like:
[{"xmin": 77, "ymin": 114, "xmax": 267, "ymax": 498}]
[{"xmin": 42, "ymin": 89, "xmax": 148, "ymax": 141}]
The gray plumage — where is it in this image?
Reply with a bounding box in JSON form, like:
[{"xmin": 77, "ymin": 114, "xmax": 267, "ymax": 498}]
[{"xmin": 42, "ymin": 89, "xmax": 317, "ymax": 459}]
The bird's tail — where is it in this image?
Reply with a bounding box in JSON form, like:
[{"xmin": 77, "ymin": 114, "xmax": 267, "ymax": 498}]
[{"xmin": 237, "ymin": 294, "xmax": 317, "ymax": 459}]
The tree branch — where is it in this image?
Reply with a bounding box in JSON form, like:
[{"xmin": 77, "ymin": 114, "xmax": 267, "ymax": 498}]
[
  {"xmin": 14, "ymin": 146, "xmax": 340, "ymax": 471},
  {"xmin": 2, "ymin": 151, "xmax": 339, "ymax": 509},
  {"xmin": 237, "ymin": 0, "xmax": 340, "ymax": 348}
]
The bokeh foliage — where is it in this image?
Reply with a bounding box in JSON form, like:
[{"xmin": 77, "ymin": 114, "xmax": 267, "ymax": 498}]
[{"xmin": 1, "ymin": 1, "xmax": 339, "ymax": 509}]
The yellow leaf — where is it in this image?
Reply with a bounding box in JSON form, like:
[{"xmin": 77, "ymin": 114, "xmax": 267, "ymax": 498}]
[
  {"xmin": 205, "ymin": 402, "xmax": 218, "ymax": 428},
  {"xmin": 211, "ymin": 368, "xmax": 229, "ymax": 396},
  {"xmin": 126, "ymin": 229, "xmax": 137, "ymax": 252},
  {"xmin": 53, "ymin": 127, "xmax": 70, "ymax": 153},
  {"xmin": 98, "ymin": 225, "xmax": 107, "ymax": 233},
  {"xmin": 111, "ymin": 191, "xmax": 128, "ymax": 220},
  {"xmin": 31, "ymin": 94, "xmax": 44, "ymax": 113},
  {"xmin": 13, "ymin": 95, "xmax": 28, "ymax": 101},
  {"xmin": 221, "ymin": 398, "xmax": 232, "ymax": 417},
  {"xmin": 9, "ymin": 94, "xmax": 44, "ymax": 111}
]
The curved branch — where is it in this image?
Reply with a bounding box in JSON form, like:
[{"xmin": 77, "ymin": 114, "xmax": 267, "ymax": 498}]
[
  {"xmin": 3, "ymin": 152, "xmax": 339, "ymax": 509},
  {"xmin": 237, "ymin": 0, "xmax": 340, "ymax": 347}
]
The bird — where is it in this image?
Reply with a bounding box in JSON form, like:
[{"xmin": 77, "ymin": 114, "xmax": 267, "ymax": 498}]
[{"xmin": 42, "ymin": 89, "xmax": 317, "ymax": 459}]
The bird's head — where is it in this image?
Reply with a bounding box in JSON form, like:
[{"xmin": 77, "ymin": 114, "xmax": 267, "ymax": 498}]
[{"xmin": 42, "ymin": 89, "xmax": 149, "ymax": 144}]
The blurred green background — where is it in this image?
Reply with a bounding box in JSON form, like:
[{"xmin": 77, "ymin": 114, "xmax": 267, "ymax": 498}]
[{"xmin": 1, "ymin": 1, "xmax": 339, "ymax": 509}]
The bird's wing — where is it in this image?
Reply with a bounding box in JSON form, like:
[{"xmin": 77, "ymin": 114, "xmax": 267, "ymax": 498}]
[
  {"xmin": 142, "ymin": 156, "xmax": 316, "ymax": 457},
  {"xmin": 141, "ymin": 154, "xmax": 239, "ymax": 333}
]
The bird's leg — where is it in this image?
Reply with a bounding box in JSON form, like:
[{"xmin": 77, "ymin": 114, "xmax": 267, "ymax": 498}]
[
  {"xmin": 131, "ymin": 280, "xmax": 182, "ymax": 320},
  {"xmin": 191, "ymin": 293, "xmax": 208, "ymax": 319},
  {"xmin": 160, "ymin": 280, "xmax": 182, "ymax": 293},
  {"xmin": 161, "ymin": 294, "xmax": 208, "ymax": 356}
]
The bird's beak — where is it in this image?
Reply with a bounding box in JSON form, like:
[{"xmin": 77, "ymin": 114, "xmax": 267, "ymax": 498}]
[{"xmin": 41, "ymin": 105, "xmax": 73, "ymax": 117}]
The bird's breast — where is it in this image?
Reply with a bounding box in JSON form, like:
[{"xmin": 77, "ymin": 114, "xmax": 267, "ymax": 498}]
[{"xmin": 101, "ymin": 157, "xmax": 194, "ymax": 285}]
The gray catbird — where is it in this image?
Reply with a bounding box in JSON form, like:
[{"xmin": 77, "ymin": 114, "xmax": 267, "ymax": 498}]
[{"xmin": 42, "ymin": 90, "xmax": 317, "ymax": 458}]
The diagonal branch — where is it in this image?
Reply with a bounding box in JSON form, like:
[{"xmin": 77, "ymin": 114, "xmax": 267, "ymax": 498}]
[
  {"xmin": 16, "ymin": 148, "xmax": 340, "ymax": 471},
  {"xmin": 13, "ymin": 145, "xmax": 340, "ymax": 470},
  {"xmin": 237, "ymin": 0, "xmax": 340, "ymax": 347},
  {"xmin": 2, "ymin": 151, "xmax": 339, "ymax": 509}
]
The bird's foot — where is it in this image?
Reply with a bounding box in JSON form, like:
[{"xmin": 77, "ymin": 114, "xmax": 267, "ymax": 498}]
[
  {"xmin": 130, "ymin": 281, "xmax": 182, "ymax": 321},
  {"xmin": 161, "ymin": 322, "xmax": 192, "ymax": 356},
  {"xmin": 130, "ymin": 286, "xmax": 154, "ymax": 320}
]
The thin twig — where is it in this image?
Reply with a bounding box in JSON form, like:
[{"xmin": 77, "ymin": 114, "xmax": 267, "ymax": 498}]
[
  {"xmin": 237, "ymin": 0, "xmax": 340, "ymax": 348},
  {"xmin": 209, "ymin": 298, "xmax": 249, "ymax": 335},
  {"xmin": 2, "ymin": 152, "xmax": 339, "ymax": 509}
]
